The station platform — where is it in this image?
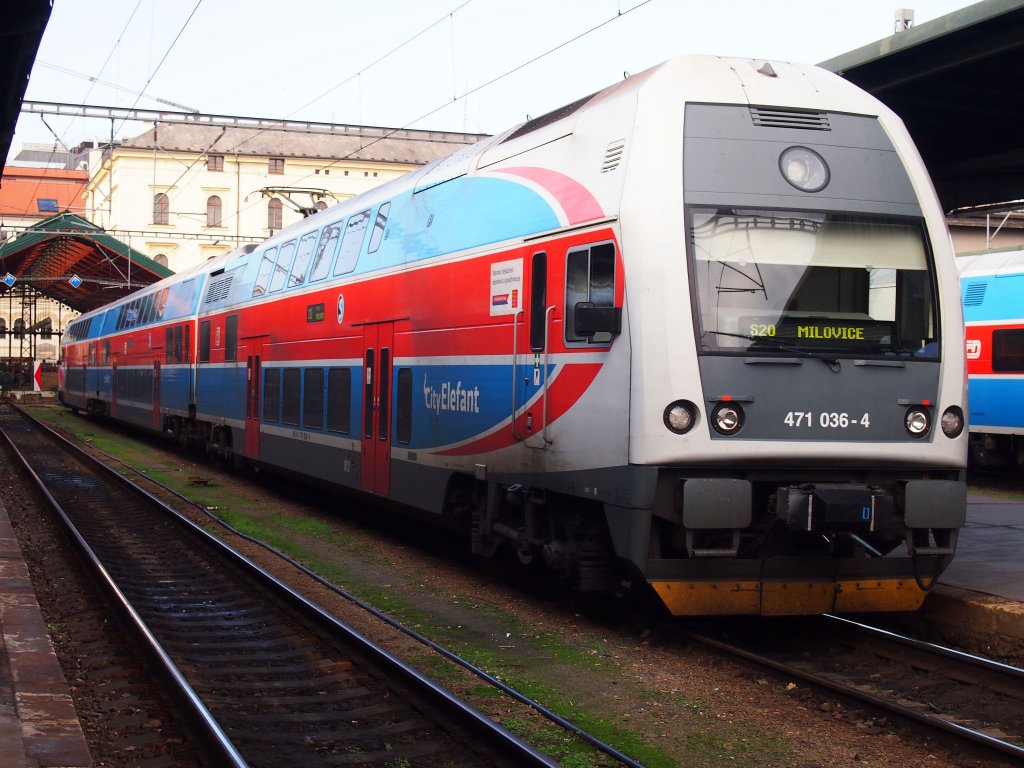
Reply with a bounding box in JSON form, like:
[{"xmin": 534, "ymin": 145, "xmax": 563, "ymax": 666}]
[
  {"xmin": 0, "ymin": 488, "xmax": 1020, "ymax": 767},
  {"xmin": 914, "ymin": 491, "xmax": 1024, "ymax": 655},
  {"xmin": 0, "ymin": 498, "xmax": 90, "ymax": 768}
]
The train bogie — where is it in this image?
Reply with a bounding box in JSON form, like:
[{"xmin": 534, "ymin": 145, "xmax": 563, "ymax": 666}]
[{"xmin": 61, "ymin": 55, "xmax": 967, "ymax": 617}]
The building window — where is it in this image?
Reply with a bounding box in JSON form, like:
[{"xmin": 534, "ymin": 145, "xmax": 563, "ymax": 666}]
[
  {"xmin": 269, "ymin": 157, "xmax": 284, "ymax": 174},
  {"xmin": 315, "ymin": 200, "xmax": 327, "ymax": 212},
  {"xmin": 154, "ymin": 254, "xmax": 168, "ymax": 268},
  {"xmin": 206, "ymin": 195, "xmax": 222, "ymax": 227},
  {"xmin": 268, "ymin": 198, "xmax": 283, "ymax": 230},
  {"xmin": 154, "ymin": 193, "xmax": 169, "ymax": 225},
  {"xmin": 207, "ymin": 155, "xmax": 224, "ymax": 172}
]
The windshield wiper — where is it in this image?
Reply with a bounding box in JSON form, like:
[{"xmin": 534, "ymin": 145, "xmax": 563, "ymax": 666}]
[{"xmin": 707, "ymin": 331, "xmax": 842, "ymax": 371}]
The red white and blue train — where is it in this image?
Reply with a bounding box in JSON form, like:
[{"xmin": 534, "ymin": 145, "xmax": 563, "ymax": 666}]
[
  {"xmin": 958, "ymin": 248, "xmax": 1024, "ymax": 466},
  {"xmin": 60, "ymin": 55, "xmax": 968, "ymax": 616}
]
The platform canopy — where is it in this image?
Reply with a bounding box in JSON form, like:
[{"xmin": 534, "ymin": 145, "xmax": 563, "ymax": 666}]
[
  {"xmin": 821, "ymin": 0, "xmax": 1024, "ymax": 212},
  {"xmin": 0, "ymin": 213, "xmax": 172, "ymax": 313},
  {"xmin": 1, "ymin": 0, "xmax": 51, "ymax": 177}
]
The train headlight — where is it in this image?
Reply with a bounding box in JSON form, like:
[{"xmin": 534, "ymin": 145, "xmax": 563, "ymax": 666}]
[
  {"xmin": 712, "ymin": 403, "xmax": 744, "ymax": 435},
  {"xmin": 779, "ymin": 146, "xmax": 830, "ymax": 192},
  {"xmin": 664, "ymin": 400, "xmax": 697, "ymax": 434},
  {"xmin": 904, "ymin": 407, "xmax": 930, "ymax": 438},
  {"xmin": 941, "ymin": 406, "xmax": 965, "ymax": 438}
]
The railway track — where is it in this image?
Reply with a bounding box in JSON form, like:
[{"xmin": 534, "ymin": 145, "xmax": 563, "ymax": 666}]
[
  {"xmin": 0, "ymin": 404, "xmax": 557, "ymax": 767},
  {"xmin": 681, "ymin": 614, "xmax": 1024, "ymax": 764}
]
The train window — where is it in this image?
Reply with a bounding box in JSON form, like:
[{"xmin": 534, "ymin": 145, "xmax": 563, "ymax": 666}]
[
  {"xmin": 565, "ymin": 242, "xmax": 616, "ymax": 344},
  {"xmin": 173, "ymin": 326, "xmax": 183, "ymax": 363},
  {"xmin": 268, "ymin": 241, "xmax": 297, "ymax": 293},
  {"xmin": 378, "ymin": 348, "xmax": 390, "ymax": 440},
  {"xmin": 225, "ymin": 315, "xmax": 238, "ymax": 363},
  {"xmin": 125, "ymin": 299, "xmax": 140, "ymax": 328},
  {"xmin": 363, "ymin": 349, "xmax": 374, "ymax": 439},
  {"xmin": 690, "ymin": 208, "xmax": 938, "ymax": 358},
  {"xmin": 530, "ymin": 252, "xmax": 548, "ymax": 351},
  {"xmin": 166, "ymin": 327, "xmax": 174, "ymax": 364},
  {"xmin": 199, "ymin": 320, "xmax": 211, "ymax": 363},
  {"xmin": 367, "ymin": 202, "xmax": 390, "ymax": 254},
  {"xmin": 184, "ymin": 324, "xmax": 191, "ymax": 363},
  {"xmin": 993, "ymin": 329, "xmax": 1024, "ymax": 372},
  {"xmin": 303, "ymin": 368, "xmax": 324, "ymax": 429},
  {"xmin": 288, "ymin": 231, "xmax": 319, "ymax": 288},
  {"xmin": 141, "ymin": 294, "xmax": 156, "ymax": 325},
  {"xmin": 101, "ymin": 341, "xmax": 110, "ymax": 366},
  {"xmin": 88, "ymin": 343, "xmax": 97, "ymax": 367},
  {"xmin": 309, "ymin": 222, "xmax": 342, "ymax": 282},
  {"xmin": 396, "ymin": 367, "xmax": 412, "ymax": 444},
  {"xmin": 262, "ymin": 368, "xmax": 280, "ymax": 422},
  {"xmin": 334, "ymin": 211, "xmax": 370, "ymax": 276},
  {"xmin": 326, "ymin": 368, "xmax": 351, "ymax": 433},
  {"xmin": 252, "ymin": 246, "xmax": 279, "ymax": 297},
  {"xmin": 154, "ymin": 288, "xmax": 169, "ymax": 321},
  {"xmin": 282, "ymin": 368, "xmax": 301, "ymax": 425}
]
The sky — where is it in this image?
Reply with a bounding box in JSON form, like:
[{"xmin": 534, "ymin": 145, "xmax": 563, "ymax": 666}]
[{"xmin": 9, "ymin": 0, "xmax": 976, "ymax": 163}]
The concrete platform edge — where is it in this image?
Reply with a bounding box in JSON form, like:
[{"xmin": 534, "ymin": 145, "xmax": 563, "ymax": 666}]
[{"xmin": 0, "ymin": 497, "xmax": 91, "ymax": 768}]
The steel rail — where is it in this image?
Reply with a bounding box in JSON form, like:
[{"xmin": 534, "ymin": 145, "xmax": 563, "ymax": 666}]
[
  {"xmin": 680, "ymin": 626, "xmax": 1024, "ymax": 763},
  {"xmin": 26, "ymin": 403, "xmax": 649, "ymax": 768},
  {"xmin": 3, "ymin": 405, "xmax": 559, "ymax": 767},
  {"xmin": 0, "ymin": 416, "xmax": 249, "ymax": 767}
]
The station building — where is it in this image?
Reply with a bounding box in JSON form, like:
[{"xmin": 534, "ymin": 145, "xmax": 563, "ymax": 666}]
[{"xmin": 82, "ymin": 122, "xmax": 487, "ymax": 273}]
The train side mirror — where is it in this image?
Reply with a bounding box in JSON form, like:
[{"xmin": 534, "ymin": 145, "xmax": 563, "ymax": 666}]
[{"xmin": 573, "ymin": 302, "xmax": 621, "ymax": 340}]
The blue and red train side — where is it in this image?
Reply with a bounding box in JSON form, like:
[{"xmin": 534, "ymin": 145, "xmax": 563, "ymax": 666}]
[{"xmin": 958, "ymin": 248, "xmax": 1024, "ymax": 465}]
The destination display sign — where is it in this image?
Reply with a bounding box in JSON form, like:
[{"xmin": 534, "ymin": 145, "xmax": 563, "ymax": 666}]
[{"xmin": 742, "ymin": 317, "xmax": 894, "ymax": 348}]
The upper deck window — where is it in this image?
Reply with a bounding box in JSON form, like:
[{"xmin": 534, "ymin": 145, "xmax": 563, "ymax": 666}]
[
  {"xmin": 333, "ymin": 211, "xmax": 370, "ymax": 276},
  {"xmin": 268, "ymin": 240, "xmax": 297, "ymax": 293},
  {"xmin": 310, "ymin": 222, "xmax": 342, "ymax": 282},
  {"xmin": 288, "ymin": 231, "xmax": 320, "ymax": 288},
  {"xmin": 689, "ymin": 208, "xmax": 938, "ymax": 359}
]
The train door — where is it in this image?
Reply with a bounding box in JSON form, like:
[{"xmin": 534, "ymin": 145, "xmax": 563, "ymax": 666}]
[
  {"xmin": 245, "ymin": 338, "xmax": 265, "ymax": 458},
  {"xmin": 152, "ymin": 360, "xmax": 161, "ymax": 431},
  {"xmin": 110, "ymin": 359, "xmax": 118, "ymax": 418},
  {"xmin": 360, "ymin": 322, "xmax": 393, "ymax": 495},
  {"xmin": 525, "ymin": 250, "xmax": 553, "ymax": 449}
]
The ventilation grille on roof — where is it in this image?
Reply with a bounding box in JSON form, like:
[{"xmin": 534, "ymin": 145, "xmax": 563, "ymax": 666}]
[
  {"xmin": 963, "ymin": 282, "xmax": 987, "ymax": 306},
  {"xmin": 749, "ymin": 107, "xmax": 831, "ymax": 131},
  {"xmin": 205, "ymin": 275, "xmax": 234, "ymax": 305},
  {"xmin": 601, "ymin": 139, "xmax": 625, "ymax": 173}
]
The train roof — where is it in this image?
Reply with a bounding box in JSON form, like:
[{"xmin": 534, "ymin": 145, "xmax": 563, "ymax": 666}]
[{"xmin": 956, "ymin": 246, "xmax": 1024, "ymax": 277}]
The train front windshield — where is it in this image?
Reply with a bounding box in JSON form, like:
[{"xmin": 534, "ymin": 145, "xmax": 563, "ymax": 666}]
[{"xmin": 689, "ymin": 208, "xmax": 938, "ymax": 359}]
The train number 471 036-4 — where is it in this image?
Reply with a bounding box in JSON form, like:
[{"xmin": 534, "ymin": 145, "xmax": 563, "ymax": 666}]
[{"xmin": 784, "ymin": 411, "xmax": 871, "ymax": 429}]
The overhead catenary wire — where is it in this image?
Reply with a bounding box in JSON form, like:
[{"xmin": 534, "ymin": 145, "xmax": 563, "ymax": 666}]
[
  {"xmin": 213, "ymin": 0, "xmax": 655, "ymax": 234},
  {"xmin": 149, "ymin": 0, "xmax": 478, "ymax": 211}
]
